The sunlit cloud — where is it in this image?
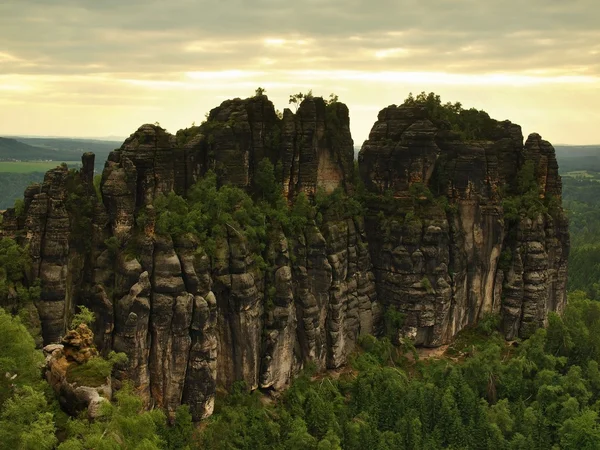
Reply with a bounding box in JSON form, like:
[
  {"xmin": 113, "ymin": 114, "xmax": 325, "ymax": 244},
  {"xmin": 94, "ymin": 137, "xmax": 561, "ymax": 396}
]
[
  {"xmin": 185, "ymin": 70, "xmax": 266, "ymax": 80},
  {"xmin": 374, "ymin": 48, "xmax": 409, "ymax": 59},
  {"xmin": 0, "ymin": 84, "xmax": 32, "ymax": 92},
  {"xmin": 183, "ymin": 40, "xmax": 242, "ymax": 53},
  {"xmin": 0, "ymin": 52, "xmax": 20, "ymax": 63},
  {"xmin": 264, "ymin": 38, "xmax": 286, "ymax": 46},
  {"xmin": 287, "ymin": 70, "xmax": 599, "ymax": 86}
]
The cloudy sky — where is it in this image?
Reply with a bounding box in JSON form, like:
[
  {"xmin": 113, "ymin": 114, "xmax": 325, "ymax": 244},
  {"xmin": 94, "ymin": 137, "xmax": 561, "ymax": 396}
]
[{"xmin": 1, "ymin": 0, "xmax": 599, "ymax": 145}]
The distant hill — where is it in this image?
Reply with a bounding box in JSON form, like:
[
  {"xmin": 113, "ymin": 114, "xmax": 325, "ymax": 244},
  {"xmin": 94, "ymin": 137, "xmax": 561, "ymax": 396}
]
[
  {"xmin": 555, "ymin": 145, "xmax": 600, "ymax": 173},
  {"xmin": 0, "ymin": 137, "xmax": 83, "ymax": 161},
  {"xmin": 9, "ymin": 137, "xmax": 120, "ymax": 165},
  {"xmin": 0, "ymin": 136, "xmax": 122, "ymax": 209},
  {"xmin": 0, "ymin": 136, "xmax": 121, "ymax": 164},
  {"xmin": 555, "ymin": 145, "xmax": 600, "ymax": 158}
]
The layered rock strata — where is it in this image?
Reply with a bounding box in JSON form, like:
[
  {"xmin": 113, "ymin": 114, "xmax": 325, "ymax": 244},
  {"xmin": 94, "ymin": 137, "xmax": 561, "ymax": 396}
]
[
  {"xmin": 1, "ymin": 95, "xmax": 568, "ymax": 420},
  {"xmin": 359, "ymin": 105, "xmax": 569, "ymax": 345}
]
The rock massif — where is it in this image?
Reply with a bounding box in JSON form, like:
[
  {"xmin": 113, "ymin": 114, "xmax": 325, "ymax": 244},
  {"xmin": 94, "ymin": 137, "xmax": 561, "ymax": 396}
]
[
  {"xmin": 359, "ymin": 105, "xmax": 568, "ymax": 346},
  {"xmin": 0, "ymin": 94, "xmax": 568, "ymax": 420}
]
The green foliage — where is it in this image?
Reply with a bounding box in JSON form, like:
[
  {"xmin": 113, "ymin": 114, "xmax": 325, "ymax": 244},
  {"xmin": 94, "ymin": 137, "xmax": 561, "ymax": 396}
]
[
  {"xmin": 408, "ymin": 182, "xmax": 434, "ymax": 203},
  {"xmin": 58, "ymin": 383, "xmax": 167, "ymax": 449},
  {"xmin": 383, "ymin": 306, "xmax": 405, "ymax": 340},
  {"xmin": 499, "ymin": 247, "xmax": 513, "ymax": 272},
  {"xmin": 161, "ymin": 404, "xmax": 194, "ymax": 450},
  {"xmin": 66, "ymin": 351, "xmax": 128, "ymax": 387},
  {"xmin": 175, "ymin": 125, "xmax": 201, "ymax": 146},
  {"xmin": 0, "ymin": 237, "xmax": 30, "ymax": 283},
  {"xmin": 288, "ymin": 192, "xmax": 316, "ymax": 233},
  {"xmin": 314, "ymin": 187, "xmax": 364, "ymax": 224},
  {"xmin": 103, "ymin": 236, "xmax": 120, "ymax": 257},
  {"xmin": 152, "ymin": 160, "xmax": 361, "ymax": 276},
  {"xmin": 254, "ymin": 158, "xmax": 281, "ymax": 205},
  {"xmin": 14, "ymin": 197, "xmax": 25, "ymax": 217},
  {"xmin": 477, "ymin": 313, "xmax": 501, "ymax": 336},
  {"xmin": 560, "ymin": 170, "xmax": 600, "ymax": 298},
  {"xmin": 503, "ymin": 161, "xmax": 548, "ymax": 221},
  {"xmin": 421, "ymin": 276, "xmax": 435, "ymax": 294},
  {"xmin": 402, "ymin": 91, "xmax": 497, "ymax": 141},
  {"xmin": 254, "ymin": 87, "xmax": 266, "ymax": 97},
  {"xmin": 70, "ymin": 305, "xmax": 95, "ymax": 329},
  {"xmin": 64, "ymin": 168, "xmax": 96, "ymax": 252},
  {"xmin": 0, "ymin": 237, "xmax": 38, "ymax": 305},
  {"xmin": 0, "ymin": 311, "xmax": 57, "ymax": 449},
  {"xmin": 0, "ymin": 308, "xmax": 45, "ymax": 406},
  {"xmin": 325, "ymin": 93, "xmax": 339, "ymax": 105},
  {"xmin": 0, "ymin": 386, "xmax": 57, "ymax": 450},
  {"xmin": 93, "ymin": 174, "xmax": 102, "ymax": 201},
  {"xmin": 154, "ymin": 170, "xmax": 268, "ymax": 268},
  {"xmin": 288, "ymin": 91, "xmax": 313, "ymax": 112}
]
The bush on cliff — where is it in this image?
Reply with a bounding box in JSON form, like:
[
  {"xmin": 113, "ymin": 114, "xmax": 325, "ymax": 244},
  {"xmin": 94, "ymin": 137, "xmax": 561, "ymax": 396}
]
[
  {"xmin": 66, "ymin": 351, "xmax": 128, "ymax": 387},
  {"xmin": 154, "ymin": 170, "xmax": 268, "ymax": 260},
  {"xmin": 402, "ymin": 91, "xmax": 497, "ymax": 141},
  {"xmin": 0, "ymin": 237, "xmax": 40, "ymax": 305},
  {"xmin": 70, "ymin": 305, "xmax": 95, "ymax": 329},
  {"xmin": 502, "ymin": 160, "xmax": 548, "ymax": 221}
]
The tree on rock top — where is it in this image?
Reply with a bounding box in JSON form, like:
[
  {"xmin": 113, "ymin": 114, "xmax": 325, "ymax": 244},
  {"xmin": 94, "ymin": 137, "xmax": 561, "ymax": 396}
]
[{"xmin": 403, "ymin": 91, "xmax": 497, "ymax": 141}]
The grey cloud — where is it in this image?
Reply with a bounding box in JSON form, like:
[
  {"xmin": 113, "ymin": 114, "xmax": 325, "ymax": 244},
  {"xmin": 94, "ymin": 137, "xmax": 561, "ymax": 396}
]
[{"xmin": 0, "ymin": 0, "xmax": 599, "ymax": 77}]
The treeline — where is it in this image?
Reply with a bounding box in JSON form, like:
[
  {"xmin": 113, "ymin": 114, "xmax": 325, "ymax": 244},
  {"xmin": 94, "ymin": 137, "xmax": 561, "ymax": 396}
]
[{"xmin": 0, "ymin": 172, "xmax": 45, "ymax": 209}]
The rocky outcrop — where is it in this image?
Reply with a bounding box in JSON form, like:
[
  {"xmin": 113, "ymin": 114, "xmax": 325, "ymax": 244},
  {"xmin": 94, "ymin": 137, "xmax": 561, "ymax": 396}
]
[
  {"xmin": 44, "ymin": 324, "xmax": 111, "ymax": 419},
  {"xmin": 359, "ymin": 104, "xmax": 569, "ymax": 346},
  {"xmin": 1, "ymin": 94, "xmax": 568, "ymax": 420}
]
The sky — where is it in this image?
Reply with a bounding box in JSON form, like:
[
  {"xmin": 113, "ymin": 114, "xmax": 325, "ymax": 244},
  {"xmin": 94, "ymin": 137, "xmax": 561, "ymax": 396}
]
[{"xmin": 1, "ymin": 0, "xmax": 599, "ymax": 146}]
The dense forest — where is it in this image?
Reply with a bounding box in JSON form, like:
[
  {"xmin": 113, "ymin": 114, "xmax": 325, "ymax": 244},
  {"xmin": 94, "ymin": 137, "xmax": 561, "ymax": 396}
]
[{"xmin": 558, "ymin": 149, "xmax": 600, "ymax": 299}]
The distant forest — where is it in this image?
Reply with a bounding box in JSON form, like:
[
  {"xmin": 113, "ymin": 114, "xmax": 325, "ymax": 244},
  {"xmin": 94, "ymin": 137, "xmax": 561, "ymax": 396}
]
[
  {"xmin": 556, "ymin": 145, "xmax": 600, "ymax": 298},
  {"xmin": 0, "ymin": 137, "xmax": 118, "ymax": 209}
]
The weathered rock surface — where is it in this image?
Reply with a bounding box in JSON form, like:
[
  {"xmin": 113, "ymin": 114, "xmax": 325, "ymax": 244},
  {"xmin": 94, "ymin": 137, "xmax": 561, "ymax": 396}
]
[
  {"xmin": 359, "ymin": 104, "xmax": 569, "ymax": 346},
  {"xmin": 44, "ymin": 324, "xmax": 110, "ymax": 419},
  {"xmin": 1, "ymin": 95, "xmax": 568, "ymax": 420}
]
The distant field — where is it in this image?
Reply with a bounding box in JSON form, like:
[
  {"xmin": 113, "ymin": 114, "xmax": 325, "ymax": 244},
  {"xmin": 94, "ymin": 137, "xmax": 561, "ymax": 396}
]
[
  {"xmin": 0, "ymin": 161, "xmax": 80, "ymax": 173},
  {"xmin": 563, "ymin": 170, "xmax": 596, "ymax": 178}
]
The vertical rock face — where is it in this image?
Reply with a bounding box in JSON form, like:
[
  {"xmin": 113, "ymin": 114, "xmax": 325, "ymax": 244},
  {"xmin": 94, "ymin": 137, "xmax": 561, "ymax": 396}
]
[
  {"xmin": 1, "ymin": 94, "xmax": 568, "ymax": 419},
  {"xmin": 359, "ymin": 104, "xmax": 569, "ymax": 346}
]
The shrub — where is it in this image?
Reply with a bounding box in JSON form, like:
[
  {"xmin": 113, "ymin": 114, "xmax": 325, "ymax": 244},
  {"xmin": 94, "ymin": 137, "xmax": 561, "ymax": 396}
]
[
  {"xmin": 477, "ymin": 313, "xmax": 501, "ymax": 336},
  {"xmin": 104, "ymin": 236, "xmax": 120, "ymax": 257},
  {"xmin": 93, "ymin": 174, "xmax": 102, "ymax": 201},
  {"xmin": 66, "ymin": 351, "xmax": 127, "ymax": 387},
  {"xmin": 13, "ymin": 198, "xmax": 25, "ymax": 218},
  {"xmin": 421, "ymin": 276, "xmax": 435, "ymax": 294},
  {"xmin": 402, "ymin": 91, "xmax": 496, "ymax": 140},
  {"xmin": 384, "ymin": 306, "xmax": 406, "ymax": 339},
  {"xmin": 70, "ymin": 306, "xmax": 95, "ymax": 329}
]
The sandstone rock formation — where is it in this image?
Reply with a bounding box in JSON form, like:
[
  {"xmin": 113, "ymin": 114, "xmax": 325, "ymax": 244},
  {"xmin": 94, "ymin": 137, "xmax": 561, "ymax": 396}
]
[
  {"xmin": 44, "ymin": 324, "xmax": 110, "ymax": 419},
  {"xmin": 359, "ymin": 104, "xmax": 569, "ymax": 346},
  {"xmin": 1, "ymin": 94, "xmax": 568, "ymax": 420}
]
